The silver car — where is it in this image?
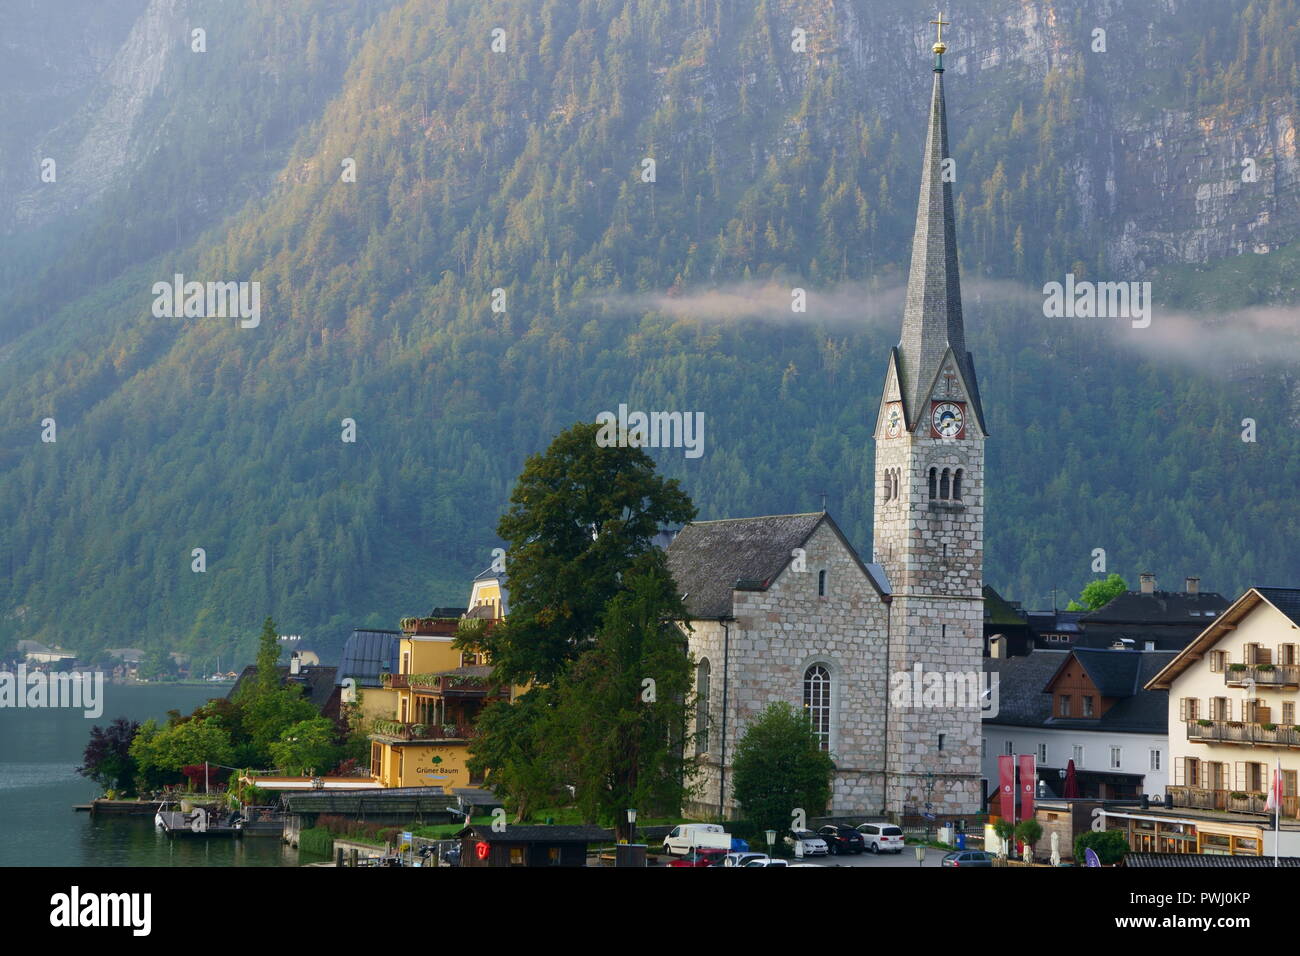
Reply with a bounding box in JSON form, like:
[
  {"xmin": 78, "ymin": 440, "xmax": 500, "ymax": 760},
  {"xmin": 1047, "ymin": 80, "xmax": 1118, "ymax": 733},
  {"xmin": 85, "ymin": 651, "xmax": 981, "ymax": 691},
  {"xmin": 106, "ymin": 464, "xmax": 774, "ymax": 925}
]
[{"xmin": 784, "ymin": 830, "xmax": 829, "ymax": 856}]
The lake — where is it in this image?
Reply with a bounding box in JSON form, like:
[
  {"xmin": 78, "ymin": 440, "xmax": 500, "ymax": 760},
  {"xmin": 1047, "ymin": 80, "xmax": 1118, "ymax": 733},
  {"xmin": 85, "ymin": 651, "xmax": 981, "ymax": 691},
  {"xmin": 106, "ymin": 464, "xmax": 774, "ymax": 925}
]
[{"xmin": 0, "ymin": 681, "xmax": 307, "ymax": 867}]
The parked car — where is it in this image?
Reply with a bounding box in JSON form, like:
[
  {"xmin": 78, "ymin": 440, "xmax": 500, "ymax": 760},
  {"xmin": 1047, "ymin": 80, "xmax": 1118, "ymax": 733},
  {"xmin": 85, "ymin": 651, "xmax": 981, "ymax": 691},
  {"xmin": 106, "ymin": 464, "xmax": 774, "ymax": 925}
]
[
  {"xmin": 818, "ymin": 824, "xmax": 865, "ymax": 855},
  {"xmin": 941, "ymin": 850, "xmax": 993, "ymax": 867},
  {"xmin": 668, "ymin": 847, "xmax": 729, "ymax": 867},
  {"xmin": 662, "ymin": 823, "xmax": 729, "ymax": 857},
  {"xmin": 743, "ymin": 857, "xmax": 788, "ymax": 867},
  {"xmin": 722, "ymin": 851, "xmax": 770, "ymax": 867},
  {"xmin": 783, "ymin": 830, "xmax": 829, "ymax": 856},
  {"xmin": 856, "ymin": 823, "xmax": 905, "ymax": 854}
]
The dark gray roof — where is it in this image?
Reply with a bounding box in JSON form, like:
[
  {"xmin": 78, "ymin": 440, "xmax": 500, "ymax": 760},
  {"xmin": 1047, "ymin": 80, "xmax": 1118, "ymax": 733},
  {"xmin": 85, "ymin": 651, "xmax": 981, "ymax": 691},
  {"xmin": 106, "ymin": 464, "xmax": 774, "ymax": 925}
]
[
  {"xmin": 1069, "ymin": 647, "xmax": 1151, "ymax": 697},
  {"xmin": 338, "ymin": 628, "xmax": 400, "ymax": 688},
  {"xmin": 984, "ymin": 650, "xmax": 1067, "ymax": 727},
  {"xmin": 1257, "ymin": 587, "xmax": 1300, "ymax": 627},
  {"xmin": 984, "ymin": 649, "xmax": 1175, "ymax": 734},
  {"xmin": 456, "ymin": 825, "xmax": 612, "ymax": 843},
  {"xmin": 1082, "ymin": 589, "xmax": 1229, "ymax": 625},
  {"xmin": 228, "ymin": 664, "xmax": 340, "ymax": 714},
  {"xmin": 665, "ymin": 512, "xmax": 880, "ymax": 619},
  {"xmin": 894, "ymin": 68, "xmax": 985, "ymax": 434}
]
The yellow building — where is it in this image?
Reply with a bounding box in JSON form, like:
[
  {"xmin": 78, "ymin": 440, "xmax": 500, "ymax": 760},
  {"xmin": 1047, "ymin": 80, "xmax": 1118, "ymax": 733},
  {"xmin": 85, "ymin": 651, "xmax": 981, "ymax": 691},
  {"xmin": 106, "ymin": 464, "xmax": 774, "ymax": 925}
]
[{"xmin": 369, "ymin": 572, "xmax": 514, "ymax": 790}]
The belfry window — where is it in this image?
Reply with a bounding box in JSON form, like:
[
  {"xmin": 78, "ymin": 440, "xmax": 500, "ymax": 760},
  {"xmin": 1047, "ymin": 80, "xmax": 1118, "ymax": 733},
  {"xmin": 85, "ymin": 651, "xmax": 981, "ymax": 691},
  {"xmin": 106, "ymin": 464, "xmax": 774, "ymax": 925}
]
[
  {"xmin": 927, "ymin": 467, "xmax": 937, "ymax": 499},
  {"xmin": 882, "ymin": 469, "xmax": 892, "ymax": 502},
  {"xmin": 940, "ymin": 468, "xmax": 951, "ymax": 499},
  {"xmin": 953, "ymin": 468, "xmax": 963, "ymax": 501},
  {"xmin": 803, "ymin": 664, "xmax": 831, "ymax": 751}
]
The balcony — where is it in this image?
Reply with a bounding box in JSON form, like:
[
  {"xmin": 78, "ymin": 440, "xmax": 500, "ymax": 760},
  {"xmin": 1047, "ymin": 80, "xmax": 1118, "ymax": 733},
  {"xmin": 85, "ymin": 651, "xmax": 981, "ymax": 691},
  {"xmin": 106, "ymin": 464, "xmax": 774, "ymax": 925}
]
[
  {"xmin": 370, "ymin": 718, "xmax": 476, "ymax": 742},
  {"xmin": 1186, "ymin": 719, "xmax": 1300, "ymax": 748},
  {"xmin": 1224, "ymin": 664, "xmax": 1300, "ymax": 688},
  {"xmin": 380, "ymin": 673, "xmax": 409, "ymax": 690},
  {"xmin": 1167, "ymin": 787, "xmax": 1298, "ymax": 818}
]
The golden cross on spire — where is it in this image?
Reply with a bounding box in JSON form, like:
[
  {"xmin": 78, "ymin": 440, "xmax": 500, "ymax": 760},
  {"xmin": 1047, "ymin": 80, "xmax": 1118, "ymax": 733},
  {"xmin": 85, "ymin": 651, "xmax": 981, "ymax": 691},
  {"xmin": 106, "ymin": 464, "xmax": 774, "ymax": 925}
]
[{"xmin": 930, "ymin": 13, "xmax": 950, "ymax": 54}]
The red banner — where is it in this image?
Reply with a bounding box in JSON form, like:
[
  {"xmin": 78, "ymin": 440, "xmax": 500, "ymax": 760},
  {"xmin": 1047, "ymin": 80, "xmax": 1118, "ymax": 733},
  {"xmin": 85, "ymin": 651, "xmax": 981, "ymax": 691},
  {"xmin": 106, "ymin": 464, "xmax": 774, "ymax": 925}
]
[
  {"xmin": 997, "ymin": 755, "xmax": 1015, "ymax": 822},
  {"xmin": 1019, "ymin": 754, "xmax": 1037, "ymax": 821}
]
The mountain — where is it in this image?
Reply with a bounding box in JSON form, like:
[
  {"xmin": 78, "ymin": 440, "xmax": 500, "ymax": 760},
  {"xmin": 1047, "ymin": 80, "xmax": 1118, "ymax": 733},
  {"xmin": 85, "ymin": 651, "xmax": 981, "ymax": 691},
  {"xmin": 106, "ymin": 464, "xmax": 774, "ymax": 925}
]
[{"xmin": 3, "ymin": 0, "xmax": 1299, "ymax": 669}]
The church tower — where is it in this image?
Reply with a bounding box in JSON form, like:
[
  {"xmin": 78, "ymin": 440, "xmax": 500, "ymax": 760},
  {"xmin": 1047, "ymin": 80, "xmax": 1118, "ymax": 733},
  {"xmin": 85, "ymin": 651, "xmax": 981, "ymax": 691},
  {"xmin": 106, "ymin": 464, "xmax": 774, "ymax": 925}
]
[{"xmin": 872, "ymin": 20, "xmax": 986, "ymax": 815}]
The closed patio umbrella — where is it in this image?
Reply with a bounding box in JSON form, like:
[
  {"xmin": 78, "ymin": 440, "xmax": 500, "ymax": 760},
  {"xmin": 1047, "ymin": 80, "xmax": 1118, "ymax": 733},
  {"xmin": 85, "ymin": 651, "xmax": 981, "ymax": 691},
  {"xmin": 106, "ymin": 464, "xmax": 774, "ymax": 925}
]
[{"xmin": 1063, "ymin": 759, "xmax": 1079, "ymax": 798}]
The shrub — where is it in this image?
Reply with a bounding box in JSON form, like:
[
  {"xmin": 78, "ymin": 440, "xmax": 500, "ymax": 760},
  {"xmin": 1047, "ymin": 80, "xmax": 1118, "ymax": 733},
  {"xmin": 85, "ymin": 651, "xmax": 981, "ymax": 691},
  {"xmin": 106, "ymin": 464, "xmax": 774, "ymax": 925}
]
[
  {"xmin": 298, "ymin": 827, "xmax": 335, "ymax": 857},
  {"xmin": 1014, "ymin": 819, "xmax": 1043, "ymax": 847},
  {"xmin": 1073, "ymin": 829, "xmax": 1128, "ymax": 865}
]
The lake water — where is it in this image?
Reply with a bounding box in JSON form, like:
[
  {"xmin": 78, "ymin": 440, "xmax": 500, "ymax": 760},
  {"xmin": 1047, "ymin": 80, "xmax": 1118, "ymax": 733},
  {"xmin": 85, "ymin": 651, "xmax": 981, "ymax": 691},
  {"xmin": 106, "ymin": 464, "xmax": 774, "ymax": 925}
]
[{"xmin": 0, "ymin": 682, "xmax": 307, "ymax": 867}]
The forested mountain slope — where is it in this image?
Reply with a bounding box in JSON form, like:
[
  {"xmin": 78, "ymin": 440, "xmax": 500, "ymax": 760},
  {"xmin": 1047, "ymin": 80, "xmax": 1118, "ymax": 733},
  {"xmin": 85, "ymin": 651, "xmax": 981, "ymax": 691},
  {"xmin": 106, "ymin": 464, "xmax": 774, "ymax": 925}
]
[{"xmin": 2, "ymin": 0, "xmax": 1298, "ymax": 667}]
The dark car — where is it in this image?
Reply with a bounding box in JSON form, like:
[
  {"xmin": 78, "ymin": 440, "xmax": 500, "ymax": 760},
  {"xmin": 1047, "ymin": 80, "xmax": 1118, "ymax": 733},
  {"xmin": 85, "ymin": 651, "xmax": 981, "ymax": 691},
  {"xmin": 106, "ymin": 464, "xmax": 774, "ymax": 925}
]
[
  {"xmin": 941, "ymin": 850, "xmax": 993, "ymax": 867},
  {"xmin": 817, "ymin": 824, "xmax": 865, "ymax": 855}
]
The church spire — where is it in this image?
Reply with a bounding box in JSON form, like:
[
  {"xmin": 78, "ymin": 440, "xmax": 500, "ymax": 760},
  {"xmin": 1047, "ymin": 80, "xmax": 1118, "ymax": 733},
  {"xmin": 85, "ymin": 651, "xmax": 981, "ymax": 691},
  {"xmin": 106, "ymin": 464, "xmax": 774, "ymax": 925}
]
[{"xmin": 895, "ymin": 16, "xmax": 985, "ymax": 432}]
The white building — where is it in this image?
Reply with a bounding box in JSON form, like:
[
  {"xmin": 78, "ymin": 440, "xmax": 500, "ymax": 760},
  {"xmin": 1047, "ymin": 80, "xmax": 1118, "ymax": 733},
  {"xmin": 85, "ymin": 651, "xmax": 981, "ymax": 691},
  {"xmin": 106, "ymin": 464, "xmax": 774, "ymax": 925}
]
[
  {"xmin": 983, "ymin": 647, "xmax": 1174, "ymax": 807},
  {"xmin": 1137, "ymin": 587, "xmax": 1300, "ymax": 857}
]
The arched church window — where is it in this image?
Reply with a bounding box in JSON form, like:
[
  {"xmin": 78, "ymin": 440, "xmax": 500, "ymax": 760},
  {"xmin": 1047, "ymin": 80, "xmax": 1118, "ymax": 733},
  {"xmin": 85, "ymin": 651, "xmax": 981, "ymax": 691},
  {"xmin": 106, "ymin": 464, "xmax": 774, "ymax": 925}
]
[
  {"xmin": 695, "ymin": 659, "xmax": 710, "ymax": 755},
  {"xmin": 891, "ymin": 469, "xmax": 900, "ymax": 500},
  {"xmin": 803, "ymin": 664, "xmax": 831, "ymax": 751},
  {"xmin": 882, "ymin": 469, "xmax": 892, "ymax": 502},
  {"xmin": 940, "ymin": 468, "xmax": 951, "ymax": 500},
  {"xmin": 818, "ymin": 569, "xmax": 827, "ymax": 597},
  {"xmin": 928, "ymin": 467, "xmax": 937, "ymax": 500},
  {"xmin": 953, "ymin": 468, "xmax": 963, "ymax": 500}
]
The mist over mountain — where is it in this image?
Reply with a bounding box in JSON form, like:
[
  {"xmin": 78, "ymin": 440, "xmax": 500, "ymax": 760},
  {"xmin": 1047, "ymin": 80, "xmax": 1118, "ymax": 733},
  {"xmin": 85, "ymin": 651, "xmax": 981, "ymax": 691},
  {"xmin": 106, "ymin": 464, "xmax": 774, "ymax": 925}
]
[{"xmin": 3, "ymin": 0, "xmax": 1298, "ymax": 668}]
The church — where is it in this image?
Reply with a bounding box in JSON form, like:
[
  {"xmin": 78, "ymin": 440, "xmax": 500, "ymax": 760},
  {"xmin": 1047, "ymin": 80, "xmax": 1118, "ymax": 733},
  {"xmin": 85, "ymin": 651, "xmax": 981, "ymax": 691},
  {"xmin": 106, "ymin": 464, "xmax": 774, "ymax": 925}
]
[{"xmin": 666, "ymin": 28, "xmax": 986, "ymax": 820}]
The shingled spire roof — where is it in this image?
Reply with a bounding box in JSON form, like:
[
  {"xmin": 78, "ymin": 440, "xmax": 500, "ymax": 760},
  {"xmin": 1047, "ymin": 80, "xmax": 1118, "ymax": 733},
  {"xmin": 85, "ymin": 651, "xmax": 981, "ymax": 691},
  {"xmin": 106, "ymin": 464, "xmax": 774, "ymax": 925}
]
[{"xmin": 895, "ymin": 57, "xmax": 986, "ymax": 432}]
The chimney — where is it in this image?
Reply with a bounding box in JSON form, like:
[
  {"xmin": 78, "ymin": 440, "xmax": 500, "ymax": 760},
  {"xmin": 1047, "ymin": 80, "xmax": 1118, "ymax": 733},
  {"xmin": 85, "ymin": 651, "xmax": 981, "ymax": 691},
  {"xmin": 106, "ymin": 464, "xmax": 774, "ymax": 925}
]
[
  {"xmin": 1139, "ymin": 572, "xmax": 1155, "ymax": 594},
  {"xmin": 990, "ymin": 635, "xmax": 1006, "ymax": 659},
  {"xmin": 290, "ymin": 654, "xmax": 301, "ymax": 676},
  {"xmin": 1185, "ymin": 576, "xmax": 1200, "ymax": 594}
]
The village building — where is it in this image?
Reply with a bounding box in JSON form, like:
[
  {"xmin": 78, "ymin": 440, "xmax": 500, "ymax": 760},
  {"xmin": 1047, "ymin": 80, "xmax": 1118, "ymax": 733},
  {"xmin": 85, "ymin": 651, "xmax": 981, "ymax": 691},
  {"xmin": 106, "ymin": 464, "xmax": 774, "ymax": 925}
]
[
  {"xmin": 1125, "ymin": 587, "xmax": 1300, "ymax": 857},
  {"xmin": 982, "ymin": 647, "xmax": 1174, "ymax": 806}
]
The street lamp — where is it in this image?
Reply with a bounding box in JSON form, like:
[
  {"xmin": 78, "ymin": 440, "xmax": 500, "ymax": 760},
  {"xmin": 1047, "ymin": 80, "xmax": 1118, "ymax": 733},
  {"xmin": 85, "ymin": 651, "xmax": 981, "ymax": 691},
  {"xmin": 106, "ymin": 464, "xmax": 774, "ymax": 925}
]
[
  {"xmin": 765, "ymin": 829, "xmax": 776, "ymax": 862},
  {"xmin": 626, "ymin": 808, "xmax": 637, "ymax": 845}
]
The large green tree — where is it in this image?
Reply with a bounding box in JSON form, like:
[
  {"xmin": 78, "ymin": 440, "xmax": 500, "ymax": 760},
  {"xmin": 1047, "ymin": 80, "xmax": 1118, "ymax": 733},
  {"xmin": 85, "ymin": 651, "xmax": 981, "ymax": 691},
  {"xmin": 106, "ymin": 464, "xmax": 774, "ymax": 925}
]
[
  {"xmin": 268, "ymin": 717, "xmax": 341, "ymax": 776},
  {"xmin": 544, "ymin": 552, "xmax": 695, "ymax": 828},
  {"xmin": 470, "ymin": 420, "xmax": 696, "ymax": 685},
  {"xmin": 130, "ymin": 717, "xmax": 235, "ymax": 782},
  {"xmin": 731, "ymin": 702, "xmax": 835, "ymax": 842},
  {"xmin": 466, "ymin": 689, "xmax": 559, "ymax": 823}
]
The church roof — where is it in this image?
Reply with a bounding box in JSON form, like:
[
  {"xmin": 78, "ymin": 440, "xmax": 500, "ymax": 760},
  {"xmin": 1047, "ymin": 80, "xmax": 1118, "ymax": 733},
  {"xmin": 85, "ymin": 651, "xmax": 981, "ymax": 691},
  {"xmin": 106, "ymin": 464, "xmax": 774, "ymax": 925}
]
[
  {"xmin": 894, "ymin": 61, "xmax": 985, "ymax": 433},
  {"xmin": 665, "ymin": 512, "xmax": 882, "ymax": 620}
]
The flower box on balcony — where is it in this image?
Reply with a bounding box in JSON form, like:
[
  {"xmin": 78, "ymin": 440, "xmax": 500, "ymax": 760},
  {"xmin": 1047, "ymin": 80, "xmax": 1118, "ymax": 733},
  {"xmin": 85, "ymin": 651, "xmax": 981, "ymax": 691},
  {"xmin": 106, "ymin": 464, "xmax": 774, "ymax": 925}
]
[{"xmin": 1228, "ymin": 663, "xmax": 1248, "ymax": 672}]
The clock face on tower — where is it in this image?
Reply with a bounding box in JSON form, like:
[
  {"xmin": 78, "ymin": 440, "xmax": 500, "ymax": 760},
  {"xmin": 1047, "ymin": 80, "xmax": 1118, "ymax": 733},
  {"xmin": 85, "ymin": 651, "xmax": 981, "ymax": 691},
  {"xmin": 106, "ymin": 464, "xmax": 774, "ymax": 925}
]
[
  {"xmin": 931, "ymin": 401, "xmax": 965, "ymax": 439},
  {"xmin": 885, "ymin": 403, "xmax": 903, "ymax": 438}
]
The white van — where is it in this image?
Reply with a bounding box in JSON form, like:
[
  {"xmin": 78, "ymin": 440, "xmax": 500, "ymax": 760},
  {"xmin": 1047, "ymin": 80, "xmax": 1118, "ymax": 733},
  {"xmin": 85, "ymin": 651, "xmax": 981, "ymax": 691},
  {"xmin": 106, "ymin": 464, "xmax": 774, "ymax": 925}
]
[{"xmin": 662, "ymin": 823, "xmax": 730, "ymax": 856}]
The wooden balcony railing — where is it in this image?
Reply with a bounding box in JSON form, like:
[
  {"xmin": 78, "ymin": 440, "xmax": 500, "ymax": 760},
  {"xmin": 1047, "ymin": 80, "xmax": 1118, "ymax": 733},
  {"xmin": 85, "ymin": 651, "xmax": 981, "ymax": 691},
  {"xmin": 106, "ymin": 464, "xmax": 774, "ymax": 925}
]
[
  {"xmin": 1186, "ymin": 719, "xmax": 1300, "ymax": 748},
  {"xmin": 1225, "ymin": 664, "xmax": 1300, "ymax": 688},
  {"xmin": 370, "ymin": 719, "xmax": 476, "ymax": 742},
  {"xmin": 1167, "ymin": 786, "xmax": 1297, "ymax": 817},
  {"xmin": 380, "ymin": 673, "xmax": 409, "ymax": 690}
]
